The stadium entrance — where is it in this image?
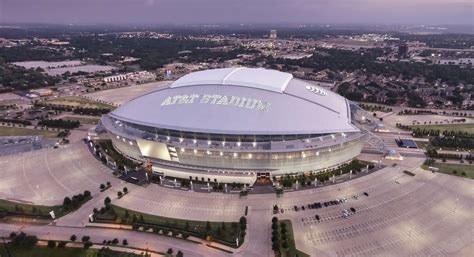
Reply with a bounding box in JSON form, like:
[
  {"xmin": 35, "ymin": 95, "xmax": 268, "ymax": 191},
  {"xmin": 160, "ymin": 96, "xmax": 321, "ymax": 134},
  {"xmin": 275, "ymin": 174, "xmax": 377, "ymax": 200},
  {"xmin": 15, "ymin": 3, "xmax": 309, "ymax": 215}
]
[{"xmin": 256, "ymin": 172, "xmax": 271, "ymax": 185}]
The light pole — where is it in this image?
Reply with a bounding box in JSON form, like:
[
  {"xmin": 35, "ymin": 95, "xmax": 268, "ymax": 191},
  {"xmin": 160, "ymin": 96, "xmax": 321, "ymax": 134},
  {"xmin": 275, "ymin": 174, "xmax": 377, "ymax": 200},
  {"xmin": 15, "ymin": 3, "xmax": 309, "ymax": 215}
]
[{"xmin": 454, "ymin": 197, "xmax": 459, "ymax": 213}]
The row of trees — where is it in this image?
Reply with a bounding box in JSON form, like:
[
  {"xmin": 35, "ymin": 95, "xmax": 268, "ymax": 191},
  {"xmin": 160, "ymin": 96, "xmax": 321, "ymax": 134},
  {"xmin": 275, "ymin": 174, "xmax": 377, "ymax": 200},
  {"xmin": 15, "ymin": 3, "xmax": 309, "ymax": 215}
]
[
  {"xmin": 397, "ymin": 124, "xmax": 474, "ymax": 139},
  {"xmin": 278, "ymin": 160, "xmax": 369, "ymax": 188},
  {"xmin": 63, "ymin": 190, "xmax": 92, "ymax": 211},
  {"xmin": 430, "ymin": 137, "xmax": 474, "ymax": 150},
  {"xmin": 271, "ymin": 217, "xmax": 290, "ymax": 252},
  {"xmin": 398, "ymin": 109, "xmax": 437, "ymax": 115},
  {"xmin": 359, "ymin": 103, "xmax": 393, "ymax": 113},
  {"xmin": 425, "ymin": 149, "xmax": 464, "ymax": 160},
  {"xmin": 38, "ymin": 118, "xmax": 80, "ymax": 129},
  {"xmin": 34, "ymin": 101, "xmax": 111, "ymax": 116},
  {"xmin": 0, "ymin": 118, "xmax": 32, "ymax": 126}
]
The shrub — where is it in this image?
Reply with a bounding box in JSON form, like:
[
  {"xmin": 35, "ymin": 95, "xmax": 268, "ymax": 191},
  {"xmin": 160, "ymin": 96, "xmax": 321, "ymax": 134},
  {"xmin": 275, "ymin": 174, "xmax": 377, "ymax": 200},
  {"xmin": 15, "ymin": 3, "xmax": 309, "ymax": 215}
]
[
  {"xmin": 122, "ymin": 239, "xmax": 128, "ymax": 245},
  {"xmin": 47, "ymin": 240, "xmax": 56, "ymax": 248},
  {"xmin": 11, "ymin": 232, "xmax": 38, "ymax": 249},
  {"xmin": 84, "ymin": 190, "xmax": 91, "ymax": 198},
  {"xmin": 57, "ymin": 241, "xmax": 66, "ymax": 248},
  {"xmin": 70, "ymin": 234, "xmax": 77, "ymax": 241},
  {"xmin": 83, "ymin": 241, "xmax": 93, "ymax": 249}
]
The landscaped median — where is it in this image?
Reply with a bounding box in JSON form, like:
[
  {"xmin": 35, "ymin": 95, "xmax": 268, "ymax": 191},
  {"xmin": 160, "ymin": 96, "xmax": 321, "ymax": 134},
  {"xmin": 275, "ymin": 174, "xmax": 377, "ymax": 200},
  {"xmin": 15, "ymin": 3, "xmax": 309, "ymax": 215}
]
[
  {"xmin": 0, "ymin": 191, "xmax": 92, "ymax": 220},
  {"xmin": 1, "ymin": 231, "xmax": 154, "ymax": 257},
  {"xmin": 271, "ymin": 217, "xmax": 309, "ymax": 257},
  {"xmin": 91, "ymin": 204, "xmax": 246, "ymax": 249},
  {"xmin": 422, "ymin": 162, "xmax": 474, "ymax": 179}
]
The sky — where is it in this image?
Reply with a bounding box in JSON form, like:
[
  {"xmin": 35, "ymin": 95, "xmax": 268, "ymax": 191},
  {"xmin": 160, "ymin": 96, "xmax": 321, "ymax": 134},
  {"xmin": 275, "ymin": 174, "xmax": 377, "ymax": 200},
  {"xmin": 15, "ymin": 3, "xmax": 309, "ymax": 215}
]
[{"xmin": 0, "ymin": 0, "xmax": 472, "ymax": 25}]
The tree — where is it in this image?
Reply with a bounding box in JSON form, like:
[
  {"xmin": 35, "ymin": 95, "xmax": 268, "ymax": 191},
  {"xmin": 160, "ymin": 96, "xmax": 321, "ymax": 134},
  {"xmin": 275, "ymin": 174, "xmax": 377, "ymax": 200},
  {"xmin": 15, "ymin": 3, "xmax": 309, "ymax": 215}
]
[
  {"xmin": 63, "ymin": 197, "xmax": 72, "ymax": 206},
  {"xmin": 81, "ymin": 236, "xmax": 90, "ymax": 242},
  {"xmin": 112, "ymin": 238, "xmax": 119, "ymax": 245},
  {"xmin": 176, "ymin": 251, "xmax": 184, "ymax": 257},
  {"xmin": 106, "ymin": 181, "xmax": 111, "ymax": 187},
  {"xmin": 104, "ymin": 197, "xmax": 111, "ymax": 205},
  {"xmin": 70, "ymin": 234, "xmax": 77, "ymax": 242},
  {"xmin": 100, "ymin": 184, "xmax": 105, "ymax": 190},
  {"xmin": 84, "ymin": 190, "xmax": 91, "ymax": 198},
  {"xmin": 122, "ymin": 239, "xmax": 128, "ymax": 246},
  {"xmin": 117, "ymin": 191, "xmax": 123, "ymax": 198},
  {"xmin": 167, "ymin": 248, "xmax": 174, "ymax": 255},
  {"xmin": 123, "ymin": 187, "xmax": 128, "ymax": 194}
]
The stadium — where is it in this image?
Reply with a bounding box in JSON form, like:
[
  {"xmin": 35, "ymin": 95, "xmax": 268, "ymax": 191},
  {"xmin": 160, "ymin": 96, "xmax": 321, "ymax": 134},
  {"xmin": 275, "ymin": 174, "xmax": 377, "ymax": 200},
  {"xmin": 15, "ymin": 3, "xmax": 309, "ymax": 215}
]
[{"xmin": 98, "ymin": 67, "xmax": 373, "ymax": 185}]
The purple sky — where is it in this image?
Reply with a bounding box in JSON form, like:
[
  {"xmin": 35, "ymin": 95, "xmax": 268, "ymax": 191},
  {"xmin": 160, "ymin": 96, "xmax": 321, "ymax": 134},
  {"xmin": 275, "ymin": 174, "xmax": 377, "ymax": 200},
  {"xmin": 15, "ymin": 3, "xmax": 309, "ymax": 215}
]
[{"xmin": 1, "ymin": 0, "xmax": 472, "ymax": 25}]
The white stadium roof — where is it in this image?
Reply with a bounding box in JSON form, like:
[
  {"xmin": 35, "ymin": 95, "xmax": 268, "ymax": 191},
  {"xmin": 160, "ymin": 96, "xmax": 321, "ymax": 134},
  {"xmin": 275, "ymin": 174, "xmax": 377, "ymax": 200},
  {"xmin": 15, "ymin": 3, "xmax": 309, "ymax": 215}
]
[
  {"xmin": 110, "ymin": 68, "xmax": 360, "ymax": 135},
  {"xmin": 171, "ymin": 67, "xmax": 293, "ymax": 93}
]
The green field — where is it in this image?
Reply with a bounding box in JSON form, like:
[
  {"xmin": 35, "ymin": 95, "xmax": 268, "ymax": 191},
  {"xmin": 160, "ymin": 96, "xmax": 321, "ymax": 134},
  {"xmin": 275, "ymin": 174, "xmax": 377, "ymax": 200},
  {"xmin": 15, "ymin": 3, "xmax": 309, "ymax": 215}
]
[
  {"xmin": 0, "ymin": 126, "xmax": 58, "ymax": 138},
  {"xmin": 409, "ymin": 123, "xmax": 474, "ymax": 134},
  {"xmin": 0, "ymin": 246, "xmax": 144, "ymax": 257},
  {"xmin": 45, "ymin": 96, "xmax": 114, "ymax": 109},
  {"xmin": 62, "ymin": 115, "xmax": 100, "ymax": 125},
  {"xmin": 0, "ymin": 199, "xmax": 66, "ymax": 219},
  {"xmin": 276, "ymin": 220, "xmax": 310, "ymax": 257},
  {"xmin": 424, "ymin": 163, "xmax": 474, "ymax": 179}
]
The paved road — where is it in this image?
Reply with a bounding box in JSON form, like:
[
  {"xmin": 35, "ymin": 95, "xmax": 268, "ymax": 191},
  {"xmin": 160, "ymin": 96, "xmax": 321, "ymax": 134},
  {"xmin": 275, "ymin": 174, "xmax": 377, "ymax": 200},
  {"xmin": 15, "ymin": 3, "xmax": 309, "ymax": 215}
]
[{"xmin": 0, "ymin": 223, "xmax": 231, "ymax": 257}]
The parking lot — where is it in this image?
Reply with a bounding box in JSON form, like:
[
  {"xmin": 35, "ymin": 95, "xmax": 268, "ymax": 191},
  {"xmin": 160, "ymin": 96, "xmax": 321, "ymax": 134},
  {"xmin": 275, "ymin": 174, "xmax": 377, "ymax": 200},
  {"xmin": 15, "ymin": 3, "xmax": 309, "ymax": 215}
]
[
  {"xmin": 0, "ymin": 139, "xmax": 472, "ymax": 256},
  {"xmin": 83, "ymin": 81, "xmax": 170, "ymax": 106}
]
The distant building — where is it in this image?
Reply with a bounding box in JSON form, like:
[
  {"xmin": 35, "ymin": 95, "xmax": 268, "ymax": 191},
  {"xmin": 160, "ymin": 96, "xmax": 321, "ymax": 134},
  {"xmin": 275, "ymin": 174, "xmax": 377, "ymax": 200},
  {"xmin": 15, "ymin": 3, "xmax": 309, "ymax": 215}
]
[
  {"xmin": 398, "ymin": 44, "xmax": 409, "ymax": 58},
  {"xmin": 103, "ymin": 75, "xmax": 127, "ymax": 83},
  {"xmin": 269, "ymin": 30, "xmax": 278, "ymax": 39},
  {"xmin": 30, "ymin": 88, "xmax": 53, "ymax": 97}
]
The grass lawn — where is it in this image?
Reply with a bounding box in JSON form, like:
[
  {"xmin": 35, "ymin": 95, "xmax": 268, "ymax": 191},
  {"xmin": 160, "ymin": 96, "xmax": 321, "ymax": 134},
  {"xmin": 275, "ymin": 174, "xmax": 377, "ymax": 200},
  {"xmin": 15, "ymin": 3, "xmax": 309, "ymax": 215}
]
[
  {"xmin": 0, "ymin": 246, "xmax": 144, "ymax": 257},
  {"xmin": 97, "ymin": 204, "xmax": 242, "ymax": 245},
  {"xmin": 45, "ymin": 96, "xmax": 114, "ymax": 109},
  {"xmin": 0, "ymin": 126, "xmax": 59, "ymax": 138},
  {"xmin": 413, "ymin": 140, "xmax": 429, "ymax": 149},
  {"xmin": 423, "ymin": 163, "xmax": 474, "ymax": 179},
  {"xmin": 409, "ymin": 123, "xmax": 474, "ymax": 134},
  {"xmin": 62, "ymin": 115, "xmax": 100, "ymax": 125},
  {"xmin": 0, "ymin": 199, "xmax": 67, "ymax": 219},
  {"xmin": 276, "ymin": 220, "xmax": 310, "ymax": 257}
]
